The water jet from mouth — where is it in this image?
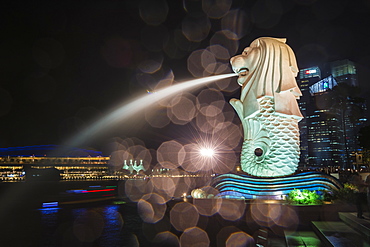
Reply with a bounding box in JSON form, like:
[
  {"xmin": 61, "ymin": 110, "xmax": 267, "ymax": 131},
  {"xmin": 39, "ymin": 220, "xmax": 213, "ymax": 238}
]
[{"xmin": 63, "ymin": 73, "xmax": 237, "ymax": 150}]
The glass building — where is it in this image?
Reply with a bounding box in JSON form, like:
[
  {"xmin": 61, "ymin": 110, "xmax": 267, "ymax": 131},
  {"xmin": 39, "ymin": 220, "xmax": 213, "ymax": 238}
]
[
  {"xmin": 297, "ymin": 66, "xmax": 321, "ymax": 166},
  {"xmin": 297, "ymin": 60, "xmax": 367, "ymax": 169},
  {"xmin": 330, "ymin": 59, "xmax": 358, "ymax": 86}
]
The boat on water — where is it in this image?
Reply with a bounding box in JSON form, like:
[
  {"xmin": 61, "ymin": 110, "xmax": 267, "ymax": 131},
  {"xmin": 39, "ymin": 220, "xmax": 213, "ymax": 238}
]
[{"xmin": 41, "ymin": 184, "xmax": 119, "ymax": 208}]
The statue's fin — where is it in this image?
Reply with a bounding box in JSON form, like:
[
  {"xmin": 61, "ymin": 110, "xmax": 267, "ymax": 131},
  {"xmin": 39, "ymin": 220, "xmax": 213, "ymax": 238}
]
[{"xmin": 230, "ymin": 98, "xmax": 244, "ymax": 120}]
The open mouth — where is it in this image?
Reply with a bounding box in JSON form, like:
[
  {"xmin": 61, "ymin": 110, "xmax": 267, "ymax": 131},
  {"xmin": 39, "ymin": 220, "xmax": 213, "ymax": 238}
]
[{"xmin": 238, "ymin": 67, "xmax": 249, "ymax": 76}]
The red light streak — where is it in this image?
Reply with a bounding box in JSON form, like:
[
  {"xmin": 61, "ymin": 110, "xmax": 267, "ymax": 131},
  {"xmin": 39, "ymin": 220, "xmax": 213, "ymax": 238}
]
[{"xmin": 81, "ymin": 188, "xmax": 115, "ymax": 193}]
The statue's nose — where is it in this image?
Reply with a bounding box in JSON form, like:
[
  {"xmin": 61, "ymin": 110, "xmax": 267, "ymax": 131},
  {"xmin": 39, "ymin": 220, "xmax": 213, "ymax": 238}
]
[{"xmin": 230, "ymin": 55, "xmax": 246, "ymax": 72}]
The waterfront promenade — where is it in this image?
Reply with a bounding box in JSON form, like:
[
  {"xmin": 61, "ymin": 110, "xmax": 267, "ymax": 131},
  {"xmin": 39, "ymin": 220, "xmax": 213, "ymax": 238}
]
[{"xmin": 0, "ymin": 176, "xmax": 369, "ymax": 246}]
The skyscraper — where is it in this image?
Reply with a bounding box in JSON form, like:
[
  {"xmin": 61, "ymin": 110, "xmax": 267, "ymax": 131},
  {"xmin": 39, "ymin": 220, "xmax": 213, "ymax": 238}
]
[
  {"xmin": 330, "ymin": 59, "xmax": 358, "ymax": 86},
  {"xmin": 297, "ymin": 67, "xmax": 321, "ymax": 166},
  {"xmin": 297, "ymin": 60, "xmax": 367, "ymax": 169},
  {"xmin": 307, "ymin": 76, "xmax": 344, "ymax": 167}
]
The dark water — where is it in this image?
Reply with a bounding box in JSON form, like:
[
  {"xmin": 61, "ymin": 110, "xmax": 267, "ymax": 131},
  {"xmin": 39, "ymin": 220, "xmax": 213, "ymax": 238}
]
[
  {"xmin": 1, "ymin": 197, "xmax": 287, "ymax": 247},
  {"xmin": 0, "ymin": 201, "xmax": 149, "ymax": 247},
  {"xmin": 0, "ymin": 180, "xmax": 309, "ymax": 247},
  {"xmin": 0, "ymin": 180, "xmax": 152, "ymax": 247}
]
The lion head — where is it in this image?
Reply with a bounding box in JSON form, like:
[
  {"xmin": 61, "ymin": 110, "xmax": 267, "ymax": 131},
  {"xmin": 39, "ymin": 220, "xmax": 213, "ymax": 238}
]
[{"xmin": 230, "ymin": 37, "xmax": 302, "ymax": 118}]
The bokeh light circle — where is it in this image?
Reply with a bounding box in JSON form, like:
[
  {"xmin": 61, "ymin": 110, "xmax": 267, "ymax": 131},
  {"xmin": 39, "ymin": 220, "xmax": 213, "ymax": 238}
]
[
  {"xmin": 148, "ymin": 176, "xmax": 177, "ymax": 202},
  {"xmin": 157, "ymin": 140, "xmax": 185, "ymax": 169},
  {"xmin": 145, "ymin": 106, "xmax": 171, "ymax": 128},
  {"xmin": 109, "ymin": 149, "xmax": 132, "ymax": 170},
  {"xmin": 215, "ymin": 198, "xmax": 246, "ymax": 221},
  {"xmin": 196, "ymin": 88, "xmax": 225, "ymax": 115},
  {"xmin": 221, "ymin": 9, "xmax": 250, "ymax": 40},
  {"xmin": 173, "ymin": 28, "xmax": 201, "ymax": 52},
  {"xmin": 180, "ymin": 227, "xmax": 210, "ymax": 247},
  {"xmin": 214, "ymin": 122, "xmax": 242, "ymax": 149},
  {"xmin": 249, "ymin": 203, "xmax": 300, "ymax": 229},
  {"xmin": 210, "ymin": 31, "xmax": 239, "ymax": 57},
  {"xmin": 202, "ymin": 0, "xmax": 232, "ymax": 19},
  {"xmin": 153, "ymin": 231, "xmax": 179, "ymax": 247},
  {"xmin": 138, "ymin": 193, "xmax": 167, "ymax": 223},
  {"xmin": 138, "ymin": 52, "xmax": 164, "ymax": 74},
  {"xmin": 226, "ymin": 231, "xmax": 255, "ymax": 247},
  {"xmin": 125, "ymin": 179, "xmax": 153, "ymax": 202},
  {"xmin": 168, "ymin": 93, "xmax": 197, "ymax": 125},
  {"xmin": 187, "ymin": 49, "xmax": 210, "ymax": 77},
  {"xmin": 208, "ymin": 44, "xmax": 230, "ymax": 60},
  {"xmin": 201, "ymin": 49, "xmax": 217, "ymax": 75},
  {"xmin": 217, "ymin": 226, "xmax": 255, "ymax": 247},
  {"xmin": 170, "ymin": 202, "xmax": 199, "ymax": 232},
  {"xmin": 182, "ymin": 13, "xmax": 211, "ymax": 42}
]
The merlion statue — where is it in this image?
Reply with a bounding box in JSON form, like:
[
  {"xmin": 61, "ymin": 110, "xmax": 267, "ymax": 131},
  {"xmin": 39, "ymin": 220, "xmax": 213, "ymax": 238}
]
[{"xmin": 230, "ymin": 37, "xmax": 303, "ymax": 177}]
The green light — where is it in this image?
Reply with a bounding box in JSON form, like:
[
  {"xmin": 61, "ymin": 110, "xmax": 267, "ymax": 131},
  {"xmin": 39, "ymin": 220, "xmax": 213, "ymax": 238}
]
[
  {"xmin": 287, "ymin": 189, "xmax": 323, "ymax": 205},
  {"xmin": 113, "ymin": 201, "xmax": 126, "ymax": 205}
]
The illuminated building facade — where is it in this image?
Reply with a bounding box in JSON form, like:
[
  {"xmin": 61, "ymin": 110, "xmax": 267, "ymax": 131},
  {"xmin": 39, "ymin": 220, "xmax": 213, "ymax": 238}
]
[
  {"xmin": 330, "ymin": 59, "xmax": 358, "ymax": 86},
  {"xmin": 297, "ymin": 66, "xmax": 321, "ymax": 166},
  {"xmin": 0, "ymin": 145, "xmax": 112, "ymax": 181},
  {"xmin": 298, "ymin": 60, "xmax": 367, "ymax": 168},
  {"xmin": 0, "ymin": 145, "xmax": 150, "ymax": 181},
  {"xmin": 0, "ymin": 154, "xmax": 111, "ymax": 181}
]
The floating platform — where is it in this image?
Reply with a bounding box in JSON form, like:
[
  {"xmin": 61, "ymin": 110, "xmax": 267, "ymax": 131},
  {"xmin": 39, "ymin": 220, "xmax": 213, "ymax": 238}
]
[{"xmin": 212, "ymin": 171, "xmax": 342, "ymax": 199}]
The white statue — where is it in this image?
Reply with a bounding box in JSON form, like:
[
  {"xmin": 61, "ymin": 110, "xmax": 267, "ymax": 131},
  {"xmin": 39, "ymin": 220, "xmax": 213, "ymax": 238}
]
[{"xmin": 230, "ymin": 37, "xmax": 303, "ymax": 177}]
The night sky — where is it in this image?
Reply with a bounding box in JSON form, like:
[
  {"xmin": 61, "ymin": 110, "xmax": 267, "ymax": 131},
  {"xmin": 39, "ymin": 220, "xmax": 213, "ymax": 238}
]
[{"xmin": 1, "ymin": 0, "xmax": 370, "ymax": 152}]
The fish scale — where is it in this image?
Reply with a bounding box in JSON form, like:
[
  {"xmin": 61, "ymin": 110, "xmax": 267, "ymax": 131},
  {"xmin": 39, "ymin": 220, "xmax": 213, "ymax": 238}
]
[{"xmin": 240, "ymin": 96, "xmax": 300, "ymax": 177}]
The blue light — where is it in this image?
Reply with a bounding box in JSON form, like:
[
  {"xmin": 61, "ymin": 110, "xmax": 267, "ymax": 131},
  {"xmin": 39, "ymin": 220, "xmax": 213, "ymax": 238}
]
[
  {"xmin": 213, "ymin": 171, "xmax": 342, "ymax": 199},
  {"xmin": 42, "ymin": 202, "xmax": 59, "ymax": 208},
  {"xmin": 0, "ymin": 145, "xmax": 103, "ymax": 157},
  {"xmin": 66, "ymin": 189, "xmax": 87, "ymax": 193},
  {"xmin": 39, "ymin": 207, "xmax": 60, "ymax": 211}
]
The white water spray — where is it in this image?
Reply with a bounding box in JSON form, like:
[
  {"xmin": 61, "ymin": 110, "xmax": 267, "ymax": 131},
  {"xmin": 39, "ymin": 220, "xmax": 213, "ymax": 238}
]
[{"xmin": 66, "ymin": 73, "xmax": 237, "ymax": 148}]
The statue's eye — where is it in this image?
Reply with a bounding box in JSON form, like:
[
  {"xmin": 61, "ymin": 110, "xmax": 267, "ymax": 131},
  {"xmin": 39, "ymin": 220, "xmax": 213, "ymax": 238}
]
[
  {"xmin": 243, "ymin": 47, "xmax": 250, "ymax": 55},
  {"xmin": 254, "ymin": 148, "xmax": 263, "ymax": 157}
]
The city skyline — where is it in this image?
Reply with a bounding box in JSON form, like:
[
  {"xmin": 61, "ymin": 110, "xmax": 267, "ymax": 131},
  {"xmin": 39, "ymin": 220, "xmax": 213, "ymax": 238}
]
[{"xmin": 297, "ymin": 59, "xmax": 367, "ymax": 168}]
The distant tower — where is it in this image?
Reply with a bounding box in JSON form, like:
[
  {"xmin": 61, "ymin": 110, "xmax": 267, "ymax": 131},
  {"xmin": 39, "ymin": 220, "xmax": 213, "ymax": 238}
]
[
  {"xmin": 307, "ymin": 76, "xmax": 344, "ymax": 167},
  {"xmin": 297, "ymin": 67, "xmax": 321, "ymax": 166},
  {"xmin": 330, "ymin": 59, "xmax": 366, "ymax": 168},
  {"xmin": 330, "ymin": 59, "xmax": 358, "ymax": 87}
]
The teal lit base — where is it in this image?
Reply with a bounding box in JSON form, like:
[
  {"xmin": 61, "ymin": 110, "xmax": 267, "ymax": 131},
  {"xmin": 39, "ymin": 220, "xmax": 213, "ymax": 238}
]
[{"xmin": 212, "ymin": 171, "xmax": 343, "ymax": 200}]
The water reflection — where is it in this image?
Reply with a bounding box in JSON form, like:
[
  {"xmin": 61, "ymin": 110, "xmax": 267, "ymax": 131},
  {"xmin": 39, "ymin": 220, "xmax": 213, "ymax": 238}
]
[
  {"xmin": 39, "ymin": 207, "xmax": 60, "ymax": 246},
  {"xmin": 28, "ymin": 204, "xmax": 146, "ymax": 247},
  {"xmin": 1, "ymin": 195, "xmax": 307, "ymax": 246}
]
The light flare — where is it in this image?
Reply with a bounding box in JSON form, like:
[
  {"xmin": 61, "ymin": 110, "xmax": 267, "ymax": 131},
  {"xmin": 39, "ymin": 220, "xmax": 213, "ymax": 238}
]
[
  {"xmin": 180, "ymin": 127, "xmax": 239, "ymax": 174},
  {"xmin": 200, "ymin": 148, "xmax": 214, "ymax": 157}
]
